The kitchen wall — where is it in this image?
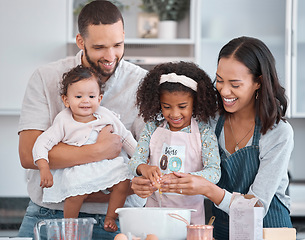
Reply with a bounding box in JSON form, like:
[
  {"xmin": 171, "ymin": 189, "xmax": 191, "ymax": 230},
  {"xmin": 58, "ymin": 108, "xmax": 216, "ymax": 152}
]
[
  {"xmin": 0, "ymin": 116, "xmax": 27, "ymax": 196},
  {"xmin": 0, "ymin": 0, "xmax": 304, "ymax": 200},
  {"xmin": 0, "ymin": 0, "xmax": 67, "ymax": 197}
]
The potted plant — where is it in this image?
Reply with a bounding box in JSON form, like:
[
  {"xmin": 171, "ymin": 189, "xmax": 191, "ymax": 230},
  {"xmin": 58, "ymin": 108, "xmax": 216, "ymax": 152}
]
[
  {"xmin": 74, "ymin": 0, "xmax": 128, "ymax": 15},
  {"xmin": 141, "ymin": 0, "xmax": 190, "ymax": 39}
]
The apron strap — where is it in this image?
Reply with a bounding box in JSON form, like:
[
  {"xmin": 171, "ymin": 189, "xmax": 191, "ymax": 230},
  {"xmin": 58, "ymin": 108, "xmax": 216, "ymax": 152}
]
[
  {"xmin": 190, "ymin": 118, "xmax": 200, "ymax": 134},
  {"xmin": 252, "ymin": 117, "xmax": 261, "ymax": 146}
]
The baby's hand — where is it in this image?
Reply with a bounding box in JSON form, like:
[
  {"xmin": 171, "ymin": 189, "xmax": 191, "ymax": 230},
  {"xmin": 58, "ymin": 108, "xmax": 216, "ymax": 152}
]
[
  {"xmin": 36, "ymin": 159, "xmax": 53, "ymax": 188},
  {"xmin": 39, "ymin": 169, "xmax": 53, "ymax": 188}
]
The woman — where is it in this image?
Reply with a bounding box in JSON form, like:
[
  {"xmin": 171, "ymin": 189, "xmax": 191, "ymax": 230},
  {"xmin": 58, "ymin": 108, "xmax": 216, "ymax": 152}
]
[{"xmin": 131, "ymin": 36, "xmax": 294, "ymax": 239}]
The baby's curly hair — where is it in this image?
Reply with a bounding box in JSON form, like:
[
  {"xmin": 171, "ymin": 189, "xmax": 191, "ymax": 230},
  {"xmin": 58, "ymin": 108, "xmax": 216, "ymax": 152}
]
[
  {"xmin": 136, "ymin": 61, "xmax": 218, "ymax": 123},
  {"xmin": 60, "ymin": 65, "xmax": 103, "ymax": 96}
]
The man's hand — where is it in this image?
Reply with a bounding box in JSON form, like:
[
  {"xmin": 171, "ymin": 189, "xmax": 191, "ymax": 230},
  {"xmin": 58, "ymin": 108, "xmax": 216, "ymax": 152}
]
[{"xmin": 95, "ymin": 125, "xmax": 122, "ymax": 160}]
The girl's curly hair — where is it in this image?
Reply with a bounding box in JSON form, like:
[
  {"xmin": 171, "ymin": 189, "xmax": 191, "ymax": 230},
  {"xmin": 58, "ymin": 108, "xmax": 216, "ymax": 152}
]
[{"xmin": 136, "ymin": 61, "xmax": 218, "ymax": 123}]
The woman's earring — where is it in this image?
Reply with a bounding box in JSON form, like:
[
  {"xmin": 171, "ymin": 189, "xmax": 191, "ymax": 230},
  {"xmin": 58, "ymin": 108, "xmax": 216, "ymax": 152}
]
[{"xmin": 255, "ymin": 90, "xmax": 259, "ymax": 100}]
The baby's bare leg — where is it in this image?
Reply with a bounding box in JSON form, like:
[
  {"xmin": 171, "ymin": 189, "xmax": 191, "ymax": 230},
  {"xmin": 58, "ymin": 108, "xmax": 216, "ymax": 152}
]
[
  {"xmin": 64, "ymin": 194, "xmax": 88, "ymax": 218},
  {"xmin": 104, "ymin": 179, "xmax": 130, "ymax": 232}
]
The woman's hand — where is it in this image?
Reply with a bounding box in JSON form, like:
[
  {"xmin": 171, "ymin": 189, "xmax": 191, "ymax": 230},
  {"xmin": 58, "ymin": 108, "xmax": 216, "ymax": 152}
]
[
  {"xmin": 161, "ymin": 172, "xmax": 225, "ymax": 205},
  {"xmin": 160, "ymin": 172, "xmax": 206, "ymax": 195},
  {"xmin": 131, "ymin": 176, "xmax": 158, "ymax": 198}
]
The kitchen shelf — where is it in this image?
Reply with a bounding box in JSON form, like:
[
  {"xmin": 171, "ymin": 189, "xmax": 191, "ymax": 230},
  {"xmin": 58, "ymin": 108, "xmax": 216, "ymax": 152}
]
[
  {"xmin": 68, "ymin": 38, "xmax": 195, "ymax": 45},
  {"xmin": 67, "ymin": 0, "xmax": 201, "ymax": 65},
  {"xmin": 125, "ymin": 38, "xmax": 195, "ymax": 45},
  {"xmin": 125, "ymin": 56, "xmax": 195, "ymax": 65},
  {"xmin": 0, "ymin": 109, "xmax": 20, "ymax": 116}
]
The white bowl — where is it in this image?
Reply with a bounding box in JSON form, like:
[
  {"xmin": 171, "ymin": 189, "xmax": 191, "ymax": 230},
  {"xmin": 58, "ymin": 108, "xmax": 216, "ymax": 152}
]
[{"xmin": 115, "ymin": 207, "xmax": 195, "ymax": 240}]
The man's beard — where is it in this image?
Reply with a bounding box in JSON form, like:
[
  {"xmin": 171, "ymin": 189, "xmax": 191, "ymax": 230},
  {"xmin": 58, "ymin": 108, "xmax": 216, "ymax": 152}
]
[{"xmin": 84, "ymin": 45, "xmax": 122, "ymax": 78}]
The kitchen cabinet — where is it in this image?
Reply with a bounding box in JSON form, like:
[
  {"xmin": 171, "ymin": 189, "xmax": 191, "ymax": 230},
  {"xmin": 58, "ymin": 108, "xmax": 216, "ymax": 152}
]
[
  {"xmin": 198, "ymin": 0, "xmax": 305, "ymax": 118},
  {"xmin": 290, "ymin": 0, "xmax": 305, "ymax": 117},
  {"xmin": 67, "ymin": 0, "xmax": 201, "ymax": 69},
  {"xmin": 198, "ymin": 0, "xmax": 287, "ymax": 85}
]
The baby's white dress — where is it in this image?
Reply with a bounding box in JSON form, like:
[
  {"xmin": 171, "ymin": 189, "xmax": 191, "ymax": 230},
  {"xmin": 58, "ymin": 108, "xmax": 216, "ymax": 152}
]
[{"xmin": 32, "ymin": 106, "xmax": 136, "ymax": 203}]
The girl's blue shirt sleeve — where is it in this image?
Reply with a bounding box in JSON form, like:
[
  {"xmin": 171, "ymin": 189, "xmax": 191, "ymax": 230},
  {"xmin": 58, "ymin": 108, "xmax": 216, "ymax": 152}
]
[{"xmin": 128, "ymin": 121, "xmax": 157, "ymax": 176}]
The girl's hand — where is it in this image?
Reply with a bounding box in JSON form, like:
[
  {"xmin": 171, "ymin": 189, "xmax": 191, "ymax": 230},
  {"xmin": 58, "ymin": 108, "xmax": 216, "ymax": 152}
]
[
  {"xmin": 137, "ymin": 164, "xmax": 162, "ymax": 188},
  {"xmin": 131, "ymin": 176, "xmax": 158, "ymax": 198},
  {"xmin": 39, "ymin": 168, "xmax": 53, "ymax": 188}
]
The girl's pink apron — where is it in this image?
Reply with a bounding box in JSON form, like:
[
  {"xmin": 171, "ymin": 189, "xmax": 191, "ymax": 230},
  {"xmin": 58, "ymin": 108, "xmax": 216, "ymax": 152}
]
[{"xmin": 146, "ymin": 118, "xmax": 205, "ymax": 224}]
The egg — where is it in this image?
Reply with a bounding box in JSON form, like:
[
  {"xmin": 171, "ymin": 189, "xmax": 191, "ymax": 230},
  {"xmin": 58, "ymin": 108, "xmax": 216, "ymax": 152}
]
[
  {"xmin": 146, "ymin": 234, "xmax": 159, "ymax": 240},
  {"xmin": 114, "ymin": 233, "xmax": 128, "ymax": 240}
]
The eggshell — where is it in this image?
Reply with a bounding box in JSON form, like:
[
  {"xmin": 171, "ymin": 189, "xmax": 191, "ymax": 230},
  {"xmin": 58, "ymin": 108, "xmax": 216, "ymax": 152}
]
[
  {"xmin": 114, "ymin": 233, "xmax": 128, "ymax": 240},
  {"xmin": 146, "ymin": 234, "xmax": 159, "ymax": 240},
  {"xmin": 154, "ymin": 182, "xmax": 161, "ymax": 189}
]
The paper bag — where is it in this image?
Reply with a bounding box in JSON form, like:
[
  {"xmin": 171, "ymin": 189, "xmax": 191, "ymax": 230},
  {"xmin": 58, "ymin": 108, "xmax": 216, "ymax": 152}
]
[{"xmin": 229, "ymin": 193, "xmax": 264, "ymax": 240}]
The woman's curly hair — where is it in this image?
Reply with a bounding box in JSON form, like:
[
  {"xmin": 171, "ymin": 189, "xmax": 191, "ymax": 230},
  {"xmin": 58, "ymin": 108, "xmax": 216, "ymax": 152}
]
[{"xmin": 136, "ymin": 61, "xmax": 218, "ymax": 123}]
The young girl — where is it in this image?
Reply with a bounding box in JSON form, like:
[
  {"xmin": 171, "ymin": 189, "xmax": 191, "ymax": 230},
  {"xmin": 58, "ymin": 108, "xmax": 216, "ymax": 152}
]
[
  {"xmin": 129, "ymin": 61, "xmax": 221, "ymax": 224},
  {"xmin": 33, "ymin": 65, "xmax": 136, "ymax": 232}
]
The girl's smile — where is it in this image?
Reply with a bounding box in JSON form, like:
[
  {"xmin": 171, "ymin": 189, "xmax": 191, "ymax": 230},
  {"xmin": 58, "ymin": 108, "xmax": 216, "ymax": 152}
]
[{"xmin": 160, "ymin": 91, "xmax": 194, "ymax": 131}]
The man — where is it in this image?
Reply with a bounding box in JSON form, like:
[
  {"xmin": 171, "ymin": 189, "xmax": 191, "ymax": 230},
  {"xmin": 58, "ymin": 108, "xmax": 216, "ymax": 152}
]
[{"xmin": 18, "ymin": 1, "xmax": 147, "ymax": 239}]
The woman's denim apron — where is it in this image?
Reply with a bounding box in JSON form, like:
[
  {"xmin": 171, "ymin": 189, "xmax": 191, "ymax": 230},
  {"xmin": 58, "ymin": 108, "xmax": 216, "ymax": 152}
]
[{"xmin": 212, "ymin": 115, "xmax": 292, "ymax": 240}]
